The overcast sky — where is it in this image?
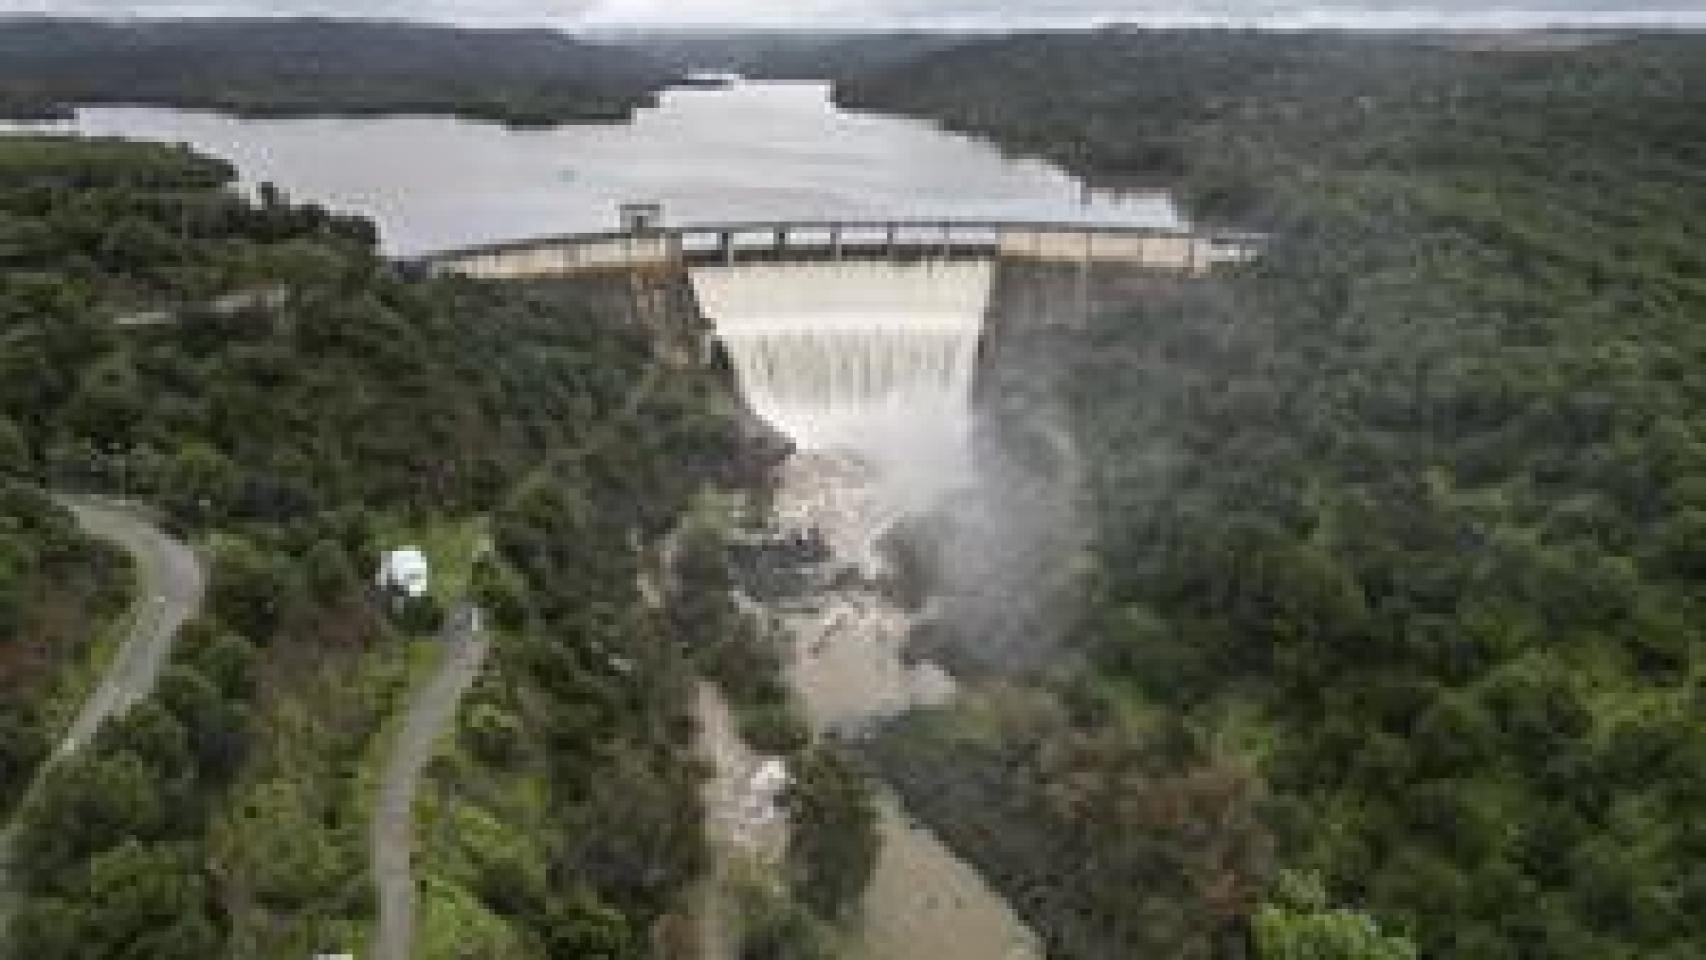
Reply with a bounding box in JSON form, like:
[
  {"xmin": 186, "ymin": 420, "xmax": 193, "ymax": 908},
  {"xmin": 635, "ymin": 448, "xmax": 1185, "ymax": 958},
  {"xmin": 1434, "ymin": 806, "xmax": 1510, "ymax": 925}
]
[{"xmin": 3, "ymin": 0, "xmax": 1704, "ymax": 29}]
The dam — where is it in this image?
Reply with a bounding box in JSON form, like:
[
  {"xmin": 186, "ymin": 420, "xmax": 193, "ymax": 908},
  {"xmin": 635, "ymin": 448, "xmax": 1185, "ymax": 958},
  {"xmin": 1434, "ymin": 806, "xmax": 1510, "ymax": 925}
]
[
  {"xmin": 410, "ymin": 215, "xmax": 1261, "ymax": 343},
  {"xmin": 417, "ymin": 212, "xmax": 1255, "ymax": 960}
]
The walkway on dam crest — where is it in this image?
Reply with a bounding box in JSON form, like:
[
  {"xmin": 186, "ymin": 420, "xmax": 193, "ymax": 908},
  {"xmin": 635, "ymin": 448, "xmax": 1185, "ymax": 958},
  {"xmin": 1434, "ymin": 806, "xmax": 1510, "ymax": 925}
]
[{"xmin": 410, "ymin": 218, "xmax": 1264, "ymax": 280}]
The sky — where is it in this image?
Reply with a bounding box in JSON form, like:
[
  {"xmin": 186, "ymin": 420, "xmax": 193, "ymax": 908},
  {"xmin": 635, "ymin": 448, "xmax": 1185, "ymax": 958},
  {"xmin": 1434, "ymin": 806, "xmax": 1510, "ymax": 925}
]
[{"xmin": 2, "ymin": 0, "xmax": 1704, "ymax": 29}]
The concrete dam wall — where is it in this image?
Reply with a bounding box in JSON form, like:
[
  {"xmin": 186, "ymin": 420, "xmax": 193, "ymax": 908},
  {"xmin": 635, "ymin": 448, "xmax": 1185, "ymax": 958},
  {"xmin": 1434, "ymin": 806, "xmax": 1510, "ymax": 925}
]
[{"xmin": 464, "ymin": 246, "xmax": 1226, "ymax": 419}]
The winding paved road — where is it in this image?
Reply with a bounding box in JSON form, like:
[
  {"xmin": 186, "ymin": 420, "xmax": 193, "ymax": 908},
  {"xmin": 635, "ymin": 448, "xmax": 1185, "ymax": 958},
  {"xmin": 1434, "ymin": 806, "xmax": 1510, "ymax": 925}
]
[
  {"xmin": 367, "ymin": 364, "xmax": 651, "ymax": 959},
  {"xmin": 372, "ymin": 605, "xmax": 490, "ymax": 960},
  {"xmin": 52, "ymin": 497, "xmax": 207, "ymax": 758},
  {"xmin": 1, "ymin": 496, "xmax": 204, "ymax": 935}
]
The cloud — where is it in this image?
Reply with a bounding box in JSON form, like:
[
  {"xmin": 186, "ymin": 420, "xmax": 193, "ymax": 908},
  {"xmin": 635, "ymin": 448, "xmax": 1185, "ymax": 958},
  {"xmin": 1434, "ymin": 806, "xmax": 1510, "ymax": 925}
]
[
  {"xmin": 3, "ymin": 0, "xmax": 1704, "ymax": 29},
  {"xmin": 0, "ymin": 0, "xmax": 594, "ymax": 24}
]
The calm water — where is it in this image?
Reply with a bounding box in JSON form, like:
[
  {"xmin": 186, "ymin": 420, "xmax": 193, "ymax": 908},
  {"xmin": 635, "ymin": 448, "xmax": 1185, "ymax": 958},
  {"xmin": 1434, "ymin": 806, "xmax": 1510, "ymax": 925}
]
[{"xmin": 3, "ymin": 80, "xmax": 1180, "ymax": 255}]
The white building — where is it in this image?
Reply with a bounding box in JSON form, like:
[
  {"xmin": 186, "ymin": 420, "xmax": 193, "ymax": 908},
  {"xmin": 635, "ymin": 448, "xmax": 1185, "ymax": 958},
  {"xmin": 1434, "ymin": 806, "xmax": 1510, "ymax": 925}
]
[
  {"xmin": 746, "ymin": 758, "xmax": 791, "ymax": 826},
  {"xmin": 376, "ymin": 547, "xmax": 430, "ymax": 599}
]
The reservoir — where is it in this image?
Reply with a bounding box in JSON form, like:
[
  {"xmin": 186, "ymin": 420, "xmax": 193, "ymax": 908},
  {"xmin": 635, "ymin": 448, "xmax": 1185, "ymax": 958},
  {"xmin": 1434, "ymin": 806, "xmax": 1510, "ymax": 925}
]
[{"xmin": 2, "ymin": 79, "xmax": 1180, "ymax": 255}]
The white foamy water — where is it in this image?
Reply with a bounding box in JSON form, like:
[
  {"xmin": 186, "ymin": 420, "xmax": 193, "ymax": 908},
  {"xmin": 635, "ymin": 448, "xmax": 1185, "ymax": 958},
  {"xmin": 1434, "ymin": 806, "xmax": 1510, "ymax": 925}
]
[
  {"xmin": 693, "ymin": 259, "xmax": 991, "ymax": 458},
  {"xmin": 770, "ymin": 454, "xmax": 959, "ymax": 729}
]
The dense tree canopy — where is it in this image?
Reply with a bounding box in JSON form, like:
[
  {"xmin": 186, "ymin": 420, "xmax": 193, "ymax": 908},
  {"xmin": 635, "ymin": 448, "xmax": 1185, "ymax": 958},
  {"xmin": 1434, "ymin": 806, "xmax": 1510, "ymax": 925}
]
[
  {"xmin": 6, "ymin": 26, "xmax": 1704, "ymax": 959},
  {"xmin": 0, "ymin": 134, "xmax": 746, "ymax": 957},
  {"xmin": 846, "ymin": 28, "xmax": 1706, "ymax": 960},
  {"xmin": 0, "ymin": 18, "xmax": 676, "ymax": 125}
]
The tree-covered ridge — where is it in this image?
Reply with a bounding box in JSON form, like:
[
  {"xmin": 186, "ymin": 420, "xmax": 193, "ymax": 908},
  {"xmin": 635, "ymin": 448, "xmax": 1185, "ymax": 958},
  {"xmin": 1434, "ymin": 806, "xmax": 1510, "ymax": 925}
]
[
  {"xmin": 615, "ymin": 29, "xmax": 974, "ymax": 81},
  {"xmin": 0, "ymin": 18, "xmax": 677, "ymax": 126},
  {"xmin": 851, "ymin": 30, "xmax": 1706, "ymax": 960},
  {"xmin": 0, "ymin": 136, "xmax": 374, "ymax": 315},
  {"xmin": 837, "ymin": 29, "xmax": 1341, "ymax": 178},
  {"xmin": 0, "ymin": 135, "xmax": 668, "ymax": 525},
  {"xmin": 0, "ymin": 135, "xmax": 746, "ymax": 957},
  {"xmin": 837, "ymin": 30, "xmax": 1706, "ymax": 214}
]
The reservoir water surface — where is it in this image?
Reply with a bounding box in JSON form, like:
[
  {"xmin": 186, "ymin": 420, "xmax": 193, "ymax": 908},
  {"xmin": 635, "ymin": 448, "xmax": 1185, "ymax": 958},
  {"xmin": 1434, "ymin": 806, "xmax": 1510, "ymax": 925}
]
[{"xmin": 4, "ymin": 79, "xmax": 1181, "ymax": 255}]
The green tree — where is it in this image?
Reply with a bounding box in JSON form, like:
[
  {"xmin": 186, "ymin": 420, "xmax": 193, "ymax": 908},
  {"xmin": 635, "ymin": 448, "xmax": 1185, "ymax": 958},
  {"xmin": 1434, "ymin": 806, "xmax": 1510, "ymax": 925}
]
[
  {"xmin": 166, "ymin": 441, "xmax": 238, "ymax": 524},
  {"xmin": 543, "ymin": 891, "xmax": 636, "ymax": 960},
  {"xmin": 208, "ymin": 537, "xmax": 302, "ymax": 639},
  {"xmin": 303, "ymin": 538, "xmax": 358, "ymax": 601},
  {"xmin": 0, "ymin": 415, "xmax": 28, "ymax": 475},
  {"xmin": 16, "ymin": 752, "xmax": 168, "ymax": 886},
  {"xmin": 1255, "ymin": 871, "xmax": 1419, "ymax": 960},
  {"xmin": 785, "ymin": 747, "xmax": 879, "ymax": 921}
]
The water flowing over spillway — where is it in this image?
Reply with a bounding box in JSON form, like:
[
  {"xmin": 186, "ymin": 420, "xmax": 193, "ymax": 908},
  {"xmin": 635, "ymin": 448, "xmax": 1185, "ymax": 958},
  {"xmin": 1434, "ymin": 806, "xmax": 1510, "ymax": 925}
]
[
  {"xmin": 691, "ymin": 258, "xmax": 1041, "ymax": 959},
  {"xmin": 693, "ymin": 260, "xmax": 992, "ymax": 456}
]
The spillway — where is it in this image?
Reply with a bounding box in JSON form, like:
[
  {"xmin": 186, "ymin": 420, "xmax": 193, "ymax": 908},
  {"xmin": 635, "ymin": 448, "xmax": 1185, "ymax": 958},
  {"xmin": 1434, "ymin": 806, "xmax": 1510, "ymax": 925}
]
[{"xmin": 691, "ymin": 259, "xmax": 994, "ymax": 455}]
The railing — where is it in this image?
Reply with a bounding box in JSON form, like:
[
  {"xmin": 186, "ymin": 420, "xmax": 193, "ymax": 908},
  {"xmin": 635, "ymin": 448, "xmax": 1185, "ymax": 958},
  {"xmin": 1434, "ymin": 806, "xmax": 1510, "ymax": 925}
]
[{"xmin": 407, "ymin": 219, "xmax": 1265, "ymax": 279}]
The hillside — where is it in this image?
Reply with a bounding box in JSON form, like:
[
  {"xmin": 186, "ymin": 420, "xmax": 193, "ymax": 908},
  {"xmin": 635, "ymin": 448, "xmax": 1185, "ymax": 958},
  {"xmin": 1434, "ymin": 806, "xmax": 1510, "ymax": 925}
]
[
  {"xmin": 850, "ymin": 29, "xmax": 1706, "ymax": 960},
  {"xmin": 610, "ymin": 29, "xmax": 972, "ymax": 80},
  {"xmin": 0, "ymin": 135, "xmax": 747, "ymax": 958},
  {"xmin": 0, "ymin": 18, "xmax": 676, "ymax": 125}
]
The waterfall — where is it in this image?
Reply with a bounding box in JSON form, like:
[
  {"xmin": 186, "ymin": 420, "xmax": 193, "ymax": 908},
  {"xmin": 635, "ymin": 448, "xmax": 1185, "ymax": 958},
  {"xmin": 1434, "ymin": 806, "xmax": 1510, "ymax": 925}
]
[{"xmin": 691, "ymin": 259, "xmax": 994, "ymax": 455}]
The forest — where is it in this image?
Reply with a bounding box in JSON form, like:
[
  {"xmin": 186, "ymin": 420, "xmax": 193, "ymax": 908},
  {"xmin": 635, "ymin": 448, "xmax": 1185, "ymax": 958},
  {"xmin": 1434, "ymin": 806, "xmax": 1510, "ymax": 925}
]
[
  {"xmin": 0, "ymin": 18, "xmax": 676, "ymax": 126},
  {"xmin": 4, "ymin": 21, "xmax": 1704, "ymax": 960},
  {"xmin": 614, "ymin": 29, "xmax": 971, "ymax": 82},
  {"xmin": 0, "ymin": 134, "xmax": 769, "ymax": 956},
  {"xmin": 845, "ymin": 28, "xmax": 1706, "ymax": 960}
]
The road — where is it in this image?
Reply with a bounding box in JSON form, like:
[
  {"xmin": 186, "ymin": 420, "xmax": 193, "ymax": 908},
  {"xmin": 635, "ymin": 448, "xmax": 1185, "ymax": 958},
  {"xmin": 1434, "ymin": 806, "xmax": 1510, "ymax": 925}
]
[
  {"xmin": 1, "ymin": 496, "xmax": 205, "ymax": 933},
  {"xmin": 53, "ymin": 497, "xmax": 207, "ymax": 759},
  {"xmin": 366, "ymin": 363, "xmax": 651, "ymax": 960},
  {"xmin": 371, "ymin": 605, "xmax": 491, "ymax": 960}
]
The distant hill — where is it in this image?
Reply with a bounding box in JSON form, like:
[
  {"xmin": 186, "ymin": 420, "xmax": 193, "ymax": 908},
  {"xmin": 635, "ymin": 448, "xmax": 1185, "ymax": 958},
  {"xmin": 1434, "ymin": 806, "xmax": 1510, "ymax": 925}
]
[
  {"xmin": 605, "ymin": 29, "xmax": 973, "ymax": 81},
  {"xmin": 0, "ymin": 17, "xmax": 678, "ymax": 125}
]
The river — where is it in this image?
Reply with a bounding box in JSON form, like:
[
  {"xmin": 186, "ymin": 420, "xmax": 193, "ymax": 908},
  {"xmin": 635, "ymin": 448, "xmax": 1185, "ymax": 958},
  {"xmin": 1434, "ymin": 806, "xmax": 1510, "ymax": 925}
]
[{"xmin": 1, "ymin": 78, "xmax": 1178, "ymax": 254}]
